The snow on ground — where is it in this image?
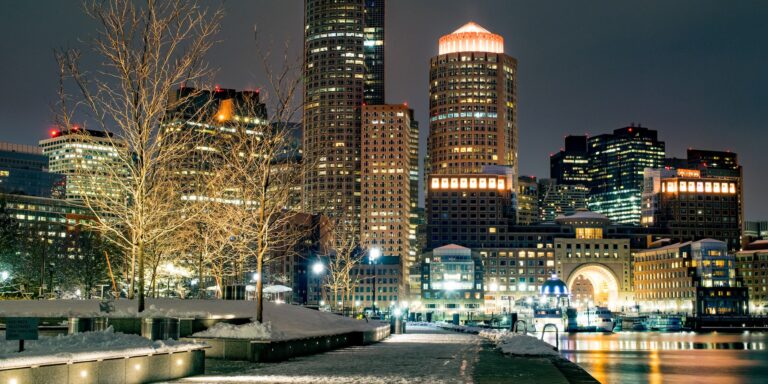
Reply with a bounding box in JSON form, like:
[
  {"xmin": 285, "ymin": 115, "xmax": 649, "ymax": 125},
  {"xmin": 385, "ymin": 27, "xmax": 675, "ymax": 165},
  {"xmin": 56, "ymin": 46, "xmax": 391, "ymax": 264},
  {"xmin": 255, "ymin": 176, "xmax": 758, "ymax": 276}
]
[
  {"xmin": 0, "ymin": 327, "xmax": 201, "ymax": 370},
  {"xmin": 192, "ymin": 321, "xmax": 273, "ymax": 340},
  {"xmin": 0, "ymin": 299, "xmax": 384, "ymax": 341},
  {"xmin": 478, "ymin": 329, "xmax": 559, "ymax": 356},
  {"xmin": 175, "ymin": 326, "xmax": 480, "ymax": 384}
]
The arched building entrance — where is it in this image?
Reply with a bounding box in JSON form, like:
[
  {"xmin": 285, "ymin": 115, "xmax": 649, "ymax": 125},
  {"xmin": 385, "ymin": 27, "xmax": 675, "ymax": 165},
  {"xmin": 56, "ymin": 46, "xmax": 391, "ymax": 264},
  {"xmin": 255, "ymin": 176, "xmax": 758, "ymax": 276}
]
[{"xmin": 566, "ymin": 263, "xmax": 620, "ymax": 310}]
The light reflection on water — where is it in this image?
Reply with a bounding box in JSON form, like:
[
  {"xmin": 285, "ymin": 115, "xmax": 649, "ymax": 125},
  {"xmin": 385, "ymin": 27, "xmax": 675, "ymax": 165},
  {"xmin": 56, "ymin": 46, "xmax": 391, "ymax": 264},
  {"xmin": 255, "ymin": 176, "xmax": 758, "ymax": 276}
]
[{"xmin": 556, "ymin": 332, "xmax": 768, "ymax": 384}]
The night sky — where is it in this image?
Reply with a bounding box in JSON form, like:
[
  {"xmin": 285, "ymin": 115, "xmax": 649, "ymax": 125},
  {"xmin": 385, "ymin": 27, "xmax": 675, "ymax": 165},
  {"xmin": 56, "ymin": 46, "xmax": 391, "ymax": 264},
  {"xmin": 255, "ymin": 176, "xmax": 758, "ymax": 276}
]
[{"xmin": 1, "ymin": 1, "xmax": 766, "ymax": 218}]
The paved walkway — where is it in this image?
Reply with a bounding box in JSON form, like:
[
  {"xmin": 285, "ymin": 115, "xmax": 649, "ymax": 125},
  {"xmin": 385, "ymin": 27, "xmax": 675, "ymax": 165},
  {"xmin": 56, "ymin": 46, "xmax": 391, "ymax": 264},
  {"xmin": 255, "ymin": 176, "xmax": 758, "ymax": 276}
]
[{"xmin": 175, "ymin": 326, "xmax": 590, "ymax": 384}]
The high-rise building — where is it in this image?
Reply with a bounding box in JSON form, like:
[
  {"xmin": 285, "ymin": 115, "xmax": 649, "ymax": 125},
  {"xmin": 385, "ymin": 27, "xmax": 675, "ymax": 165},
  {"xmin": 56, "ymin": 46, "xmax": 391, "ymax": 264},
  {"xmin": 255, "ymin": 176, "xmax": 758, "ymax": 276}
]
[
  {"xmin": 426, "ymin": 169, "xmax": 514, "ymax": 250},
  {"xmin": 427, "ymin": 22, "xmax": 517, "ymax": 182},
  {"xmin": 0, "ymin": 142, "xmax": 65, "ymax": 198},
  {"xmin": 537, "ymin": 179, "xmax": 589, "ymax": 223},
  {"xmin": 550, "ymin": 135, "xmax": 589, "ymax": 185},
  {"xmin": 516, "ymin": 176, "xmax": 539, "ymax": 225},
  {"xmin": 642, "ymin": 168, "xmax": 741, "ymax": 250},
  {"xmin": 303, "ymin": 0, "xmax": 368, "ymax": 218},
  {"xmin": 587, "ymin": 126, "xmax": 665, "ymax": 224},
  {"xmin": 39, "ymin": 128, "xmax": 129, "ymax": 202},
  {"xmin": 363, "ymin": 0, "xmax": 385, "ymax": 104},
  {"xmin": 360, "ymin": 104, "xmax": 417, "ymax": 284},
  {"xmin": 642, "ymin": 149, "xmax": 743, "ymax": 251},
  {"xmin": 163, "ymin": 86, "xmax": 269, "ymax": 201},
  {"xmin": 744, "ymin": 221, "xmax": 768, "ymax": 243}
]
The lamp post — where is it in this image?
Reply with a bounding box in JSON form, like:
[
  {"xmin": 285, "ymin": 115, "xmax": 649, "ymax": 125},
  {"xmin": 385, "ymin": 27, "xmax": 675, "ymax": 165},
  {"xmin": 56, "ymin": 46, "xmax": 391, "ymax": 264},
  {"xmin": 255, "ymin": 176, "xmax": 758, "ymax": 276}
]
[
  {"xmin": 370, "ymin": 248, "xmax": 381, "ymax": 316},
  {"xmin": 312, "ymin": 260, "xmax": 324, "ymax": 307}
]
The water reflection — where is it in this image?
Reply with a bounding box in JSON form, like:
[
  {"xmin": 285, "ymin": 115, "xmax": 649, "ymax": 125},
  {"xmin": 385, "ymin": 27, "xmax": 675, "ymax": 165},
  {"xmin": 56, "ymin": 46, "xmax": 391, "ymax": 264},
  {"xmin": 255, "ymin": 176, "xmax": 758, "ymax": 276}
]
[{"xmin": 558, "ymin": 332, "xmax": 768, "ymax": 384}]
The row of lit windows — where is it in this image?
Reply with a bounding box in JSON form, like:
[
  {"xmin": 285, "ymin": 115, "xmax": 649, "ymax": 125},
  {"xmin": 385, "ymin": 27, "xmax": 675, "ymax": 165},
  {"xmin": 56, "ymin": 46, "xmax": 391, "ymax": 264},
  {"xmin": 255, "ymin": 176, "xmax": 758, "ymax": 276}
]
[
  {"xmin": 430, "ymin": 177, "xmax": 507, "ymax": 191},
  {"xmin": 662, "ymin": 180, "xmax": 736, "ymax": 194}
]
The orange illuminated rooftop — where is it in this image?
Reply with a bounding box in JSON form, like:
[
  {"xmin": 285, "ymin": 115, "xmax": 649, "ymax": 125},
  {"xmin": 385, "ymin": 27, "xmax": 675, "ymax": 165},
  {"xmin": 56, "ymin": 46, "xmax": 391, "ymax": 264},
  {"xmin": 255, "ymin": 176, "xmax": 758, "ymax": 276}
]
[{"xmin": 438, "ymin": 21, "xmax": 504, "ymax": 54}]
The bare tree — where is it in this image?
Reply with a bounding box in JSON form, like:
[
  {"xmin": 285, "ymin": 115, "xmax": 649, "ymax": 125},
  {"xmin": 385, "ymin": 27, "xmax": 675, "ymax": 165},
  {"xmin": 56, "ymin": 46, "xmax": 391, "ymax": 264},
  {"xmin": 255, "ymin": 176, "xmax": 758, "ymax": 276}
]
[
  {"xmin": 54, "ymin": 0, "xmax": 223, "ymax": 312},
  {"xmin": 322, "ymin": 216, "xmax": 364, "ymax": 313}
]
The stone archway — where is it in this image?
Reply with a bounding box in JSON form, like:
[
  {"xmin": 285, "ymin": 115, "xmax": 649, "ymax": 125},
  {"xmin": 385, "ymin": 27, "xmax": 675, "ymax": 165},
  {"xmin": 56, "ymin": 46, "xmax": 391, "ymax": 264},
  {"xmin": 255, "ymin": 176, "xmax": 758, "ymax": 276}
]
[{"xmin": 565, "ymin": 263, "xmax": 620, "ymax": 311}]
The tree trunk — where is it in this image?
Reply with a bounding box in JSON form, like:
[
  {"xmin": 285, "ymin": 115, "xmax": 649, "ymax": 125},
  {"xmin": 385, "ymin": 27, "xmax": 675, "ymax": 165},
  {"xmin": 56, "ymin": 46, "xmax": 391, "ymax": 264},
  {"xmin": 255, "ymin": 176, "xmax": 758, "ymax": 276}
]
[
  {"xmin": 128, "ymin": 246, "xmax": 136, "ymax": 300},
  {"xmin": 138, "ymin": 240, "xmax": 145, "ymax": 313}
]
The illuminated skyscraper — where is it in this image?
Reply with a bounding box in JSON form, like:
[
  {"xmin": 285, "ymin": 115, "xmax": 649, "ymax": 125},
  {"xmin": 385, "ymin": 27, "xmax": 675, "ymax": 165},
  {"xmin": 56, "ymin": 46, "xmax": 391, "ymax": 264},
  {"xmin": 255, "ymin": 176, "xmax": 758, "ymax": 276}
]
[
  {"xmin": 550, "ymin": 135, "xmax": 590, "ymax": 185},
  {"xmin": 587, "ymin": 126, "xmax": 665, "ymax": 224},
  {"xmin": 304, "ymin": 0, "xmax": 383, "ymax": 219},
  {"xmin": 363, "ymin": 0, "xmax": 385, "ymax": 104},
  {"xmin": 427, "ymin": 22, "xmax": 517, "ymax": 182}
]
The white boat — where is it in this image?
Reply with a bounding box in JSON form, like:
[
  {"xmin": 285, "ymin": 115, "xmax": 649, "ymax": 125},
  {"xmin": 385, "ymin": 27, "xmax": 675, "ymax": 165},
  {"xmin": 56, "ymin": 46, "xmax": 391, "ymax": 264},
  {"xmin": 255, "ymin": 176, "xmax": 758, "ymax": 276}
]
[
  {"xmin": 533, "ymin": 307, "xmax": 567, "ymax": 332},
  {"xmin": 577, "ymin": 307, "xmax": 616, "ymax": 332}
]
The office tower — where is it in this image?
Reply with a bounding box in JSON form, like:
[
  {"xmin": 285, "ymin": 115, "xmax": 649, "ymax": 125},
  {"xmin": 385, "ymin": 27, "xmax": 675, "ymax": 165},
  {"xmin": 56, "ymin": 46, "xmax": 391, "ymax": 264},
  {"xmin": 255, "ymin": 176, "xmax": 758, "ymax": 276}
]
[
  {"xmin": 538, "ymin": 178, "xmax": 589, "ymax": 223},
  {"xmin": 163, "ymin": 86, "xmax": 269, "ymax": 201},
  {"xmin": 744, "ymin": 221, "xmax": 768, "ymax": 243},
  {"xmin": 642, "ymin": 167, "xmax": 742, "ymax": 251},
  {"xmin": 517, "ymin": 176, "xmax": 539, "ymax": 225},
  {"xmin": 426, "ymin": 168, "xmax": 515, "ymax": 250},
  {"xmin": 361, "ymin": 104, "xmax": 416, "ymax": 288},
  {"xmin": 363, "ymin": 0, "xmax": 385, "ymax": 104},
  {"xmin": 39, "ymin": 128, "xmax": 129, "ymax": 202},
  {"xmin": 587, "ymin": 125, "xmax": 665, "ymax": 224},
  {"xmin": 427, "ymin": 22, "xmax": 517, "ymax": 182},
  {"xmin": 550, "ymin": 135, "xmax": 589, "ymax": 185},
  {"xmin": 0, "ymin": 142, "xmax": 64, "ymax": 198},
  {"xmin": 303, "ymin": 0, "xmax": 368, "ymax": 218},
  {"xmin": 736, "ymin": 241, "xmax": 768, "ymax": 313}
]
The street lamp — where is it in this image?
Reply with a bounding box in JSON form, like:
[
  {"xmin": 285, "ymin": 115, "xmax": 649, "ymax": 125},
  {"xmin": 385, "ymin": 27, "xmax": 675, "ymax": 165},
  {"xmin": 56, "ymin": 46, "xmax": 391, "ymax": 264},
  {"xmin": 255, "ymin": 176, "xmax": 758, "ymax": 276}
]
[
  {"xmin": 312, "ymin": 261, "xmax": 324, "ymax": 307},
  {"xmin": 369, "ymin": 248, "xmax": 381, "ymax": 315}
]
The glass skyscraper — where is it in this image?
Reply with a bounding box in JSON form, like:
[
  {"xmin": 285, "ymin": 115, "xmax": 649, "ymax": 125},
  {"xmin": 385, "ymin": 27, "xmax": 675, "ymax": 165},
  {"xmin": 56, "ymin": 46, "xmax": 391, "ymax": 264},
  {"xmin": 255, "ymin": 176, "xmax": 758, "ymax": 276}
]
[
  {"xmin": 363, "ymin": 0, "xmax": 385, "ymax": 105},
  {"xmin": 0, "ymin": 142, "xmax": 64, "ymax": 198},
  {"xmin": 587, "ymin": 126, "xmax": 665, "ymax": 224}
]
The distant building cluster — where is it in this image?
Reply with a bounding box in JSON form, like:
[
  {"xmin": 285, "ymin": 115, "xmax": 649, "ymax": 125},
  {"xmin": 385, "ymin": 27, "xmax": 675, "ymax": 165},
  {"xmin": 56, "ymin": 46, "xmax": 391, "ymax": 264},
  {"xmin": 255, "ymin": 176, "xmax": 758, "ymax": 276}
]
[{"xmin": 1, "ymin": 0, "xmax": 765, "ymax": 320}]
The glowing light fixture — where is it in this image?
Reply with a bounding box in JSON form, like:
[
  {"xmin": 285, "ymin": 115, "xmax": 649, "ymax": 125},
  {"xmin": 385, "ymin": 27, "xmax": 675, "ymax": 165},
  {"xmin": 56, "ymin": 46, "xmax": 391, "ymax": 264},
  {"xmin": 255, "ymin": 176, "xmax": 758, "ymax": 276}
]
[{"xmin": 439, "ymin": 22, "xmax": 504, "ymax": 54}]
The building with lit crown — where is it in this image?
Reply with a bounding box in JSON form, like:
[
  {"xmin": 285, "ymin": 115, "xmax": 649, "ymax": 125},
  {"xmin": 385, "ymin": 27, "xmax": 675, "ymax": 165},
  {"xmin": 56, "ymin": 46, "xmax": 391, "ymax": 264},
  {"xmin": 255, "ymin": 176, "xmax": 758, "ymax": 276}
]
[
  {"xmin": 642, "ymin": 167, "xmax": 741, "ymax": 250},
  {"xmin": 427, "ymin": 22, "xmax": 517, "ymax": 181}
]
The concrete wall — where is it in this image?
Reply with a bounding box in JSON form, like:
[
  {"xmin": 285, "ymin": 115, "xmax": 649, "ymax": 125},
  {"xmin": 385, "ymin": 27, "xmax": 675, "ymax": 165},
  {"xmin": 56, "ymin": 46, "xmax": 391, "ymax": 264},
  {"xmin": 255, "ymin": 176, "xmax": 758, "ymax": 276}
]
[
  {"xmin": 183, "ymin": 324, "xmax": 391, "ymax": 362},
  {"xmin": 0, "ymin": 349, "xmax": 205, "ymax": 384}
]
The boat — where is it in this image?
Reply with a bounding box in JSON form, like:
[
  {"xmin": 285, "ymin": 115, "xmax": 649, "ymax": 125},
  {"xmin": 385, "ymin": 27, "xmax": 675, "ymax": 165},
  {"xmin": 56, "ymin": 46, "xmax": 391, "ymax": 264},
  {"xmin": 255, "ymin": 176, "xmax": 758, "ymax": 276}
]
[
  {"xmin": 576, "ymin": 306, "xmax": 616, "ymax": 332},
  {"xmin": 533, "ymin": 307, "xmax": 567, "ymax": 332},
  {"xmin": 646, "ymin": 314, "xmax": 683, "ymax": 332},
  {"xmin": 619, "ymin": 315, "xmax": 648, "ymax": 332}
]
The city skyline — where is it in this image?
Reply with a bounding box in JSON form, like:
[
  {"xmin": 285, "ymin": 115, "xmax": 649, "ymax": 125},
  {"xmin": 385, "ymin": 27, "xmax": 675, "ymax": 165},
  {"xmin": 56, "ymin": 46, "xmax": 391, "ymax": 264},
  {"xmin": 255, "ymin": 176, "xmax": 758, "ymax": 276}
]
[{"xmin": 1, "ymin": 0, "xmax": 767, "ymax": 219}]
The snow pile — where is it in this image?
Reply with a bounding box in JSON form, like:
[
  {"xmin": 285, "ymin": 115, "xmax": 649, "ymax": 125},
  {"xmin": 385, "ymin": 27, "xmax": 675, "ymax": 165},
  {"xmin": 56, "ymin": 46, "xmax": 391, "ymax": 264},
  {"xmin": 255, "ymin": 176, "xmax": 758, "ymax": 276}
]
[
  {"xmin": 0, "ymin": 299, "xmax": 386, "ymax": 341},
  {"xmin": 192, "ymin": 320, "xmax": 275, "ymax": 340},
  {"xmin": 478, "ymin": 329, "xmax": 558, "ymax": 356},
  {"xmin": 0, "ymin": 327, "xmax": 201, "ymax": 369}
]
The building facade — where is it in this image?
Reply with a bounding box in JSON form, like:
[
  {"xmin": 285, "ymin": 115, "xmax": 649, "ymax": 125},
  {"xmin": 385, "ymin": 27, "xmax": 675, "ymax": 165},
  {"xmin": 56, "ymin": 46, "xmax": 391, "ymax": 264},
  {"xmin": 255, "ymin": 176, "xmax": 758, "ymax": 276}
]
[
  {"xmin": 303, "ymin": 0, "xmax": 368, "ymax": 218},
  {"xmin": 736, "ymin": 241, "xmax": 768, "ymax": 313},
  {"xmin": 360, "ymin": 104, "xmax": 417, "ymax": 287},
  {"xmin": 642, "ymin": 167, "xmax": 741, "ymax": 250},
  {"xmin": 0, "ymin": 142, "xmax": 64, "ymax": 198},
  {"xmin": 427, "ymin": 22, "xmax": 517, "ymax": 181},
  {"xmin": 39, "ymin": 129, "xmax": 128, "ymax": 202},
  {"xmin": 538, "ymin": 179, "xmax": 589, "ymax": 223},
  {"xmin": 363, "ymin": 0, "xmax": 385, "ymax": 105},
  {"xmin": 634, "ymin": 239, "xmax": 748, "ymax": 315},
  {"xmin": 550, "ymin": 135, "xmax": 589, "ymax": 185},
  {"xmin": 587, "ymin": 126, "xmax": 665, "ymax": 224},
  {"xmin": 516, "ymin": 176, "xmax": 539, "ymax": 225},
  {"xmin": 421, "ymin": 244, "xmax": 484, "ymax": 321}
]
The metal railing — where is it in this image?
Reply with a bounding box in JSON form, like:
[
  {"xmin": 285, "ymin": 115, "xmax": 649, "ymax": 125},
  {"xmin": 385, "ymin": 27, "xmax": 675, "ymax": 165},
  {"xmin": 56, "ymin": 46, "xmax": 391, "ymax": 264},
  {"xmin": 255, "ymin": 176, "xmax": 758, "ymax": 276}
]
[
  {"xmin": 513, "ymin": 319, "xmax": 528, "ymax": 335},
  {"xmin": 541, "ymin": 323, "xmax": 559, "ymax": 351}
]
